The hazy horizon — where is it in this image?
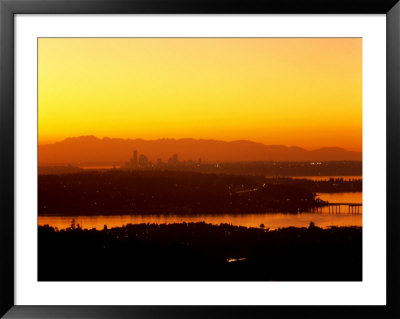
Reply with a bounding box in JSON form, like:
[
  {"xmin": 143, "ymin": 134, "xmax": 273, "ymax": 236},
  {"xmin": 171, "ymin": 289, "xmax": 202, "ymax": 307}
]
[
  {"xmin": 38, "ymin": 135, "xmax": 362, "ymax": 165},
  {"xmin": 39, "ymin": 134, "xmax": 361, "ymax": 150},
  {"xmin": 39, "ymin": 38, "xmax": 362, "ymax": 151}
]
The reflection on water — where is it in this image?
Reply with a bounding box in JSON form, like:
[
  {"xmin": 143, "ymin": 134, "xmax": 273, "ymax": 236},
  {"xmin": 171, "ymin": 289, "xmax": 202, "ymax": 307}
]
[
  {"xmin": 289, "ymin": 176, "xmax": 361, "ymax": 181},
  {"xmin": 39, "ymin": 210, "xmax": 362, "ymax": 231},
  {"xmin": 316, "ymin": 192, "xmax": 362, "ymax": 214},
  {"xmin": 317, "ymin": 192, "xmax": 362, "ymax": 204},
  {"xmin": 38, "ymin": 191, "xmax": 362, "ymax": 231}
]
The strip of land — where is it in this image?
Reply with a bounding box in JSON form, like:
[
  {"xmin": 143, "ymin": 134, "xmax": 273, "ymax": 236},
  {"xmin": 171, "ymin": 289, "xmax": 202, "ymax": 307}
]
[{"xmin": 38, "ymin": 170, "xmax": 362, "ymax": 216}]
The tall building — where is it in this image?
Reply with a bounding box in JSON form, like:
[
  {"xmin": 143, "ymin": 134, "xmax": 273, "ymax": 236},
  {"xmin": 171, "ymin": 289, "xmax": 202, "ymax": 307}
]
[
  {"xmin": 139, "ymin": 154, "xmax": 149, "ymax": 168},
  {"xmin": 168, "ymin": 153, "xmax": 179, "ymax": 167},
  {"xmin": 130, "ymin": 150, "xmax": 138, "ymax": 168}
]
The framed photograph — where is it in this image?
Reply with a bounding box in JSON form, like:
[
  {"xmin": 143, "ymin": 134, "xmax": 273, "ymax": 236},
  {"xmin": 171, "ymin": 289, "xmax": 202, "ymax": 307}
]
[{"xmin": 1, "ymin": 0, "xmax": 399, "ymax": 318}]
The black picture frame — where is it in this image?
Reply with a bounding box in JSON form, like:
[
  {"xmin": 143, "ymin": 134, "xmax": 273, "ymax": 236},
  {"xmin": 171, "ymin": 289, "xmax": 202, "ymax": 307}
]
[{"xmin": 1, "ymin": 0, "xmax": 399, "ymax": 318}]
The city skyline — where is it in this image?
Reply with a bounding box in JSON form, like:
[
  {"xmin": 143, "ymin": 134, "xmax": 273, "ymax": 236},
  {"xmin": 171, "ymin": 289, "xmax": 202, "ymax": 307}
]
[{"xmin": 38, "ymin": 135, "xmax": 362, "ymax": 165}]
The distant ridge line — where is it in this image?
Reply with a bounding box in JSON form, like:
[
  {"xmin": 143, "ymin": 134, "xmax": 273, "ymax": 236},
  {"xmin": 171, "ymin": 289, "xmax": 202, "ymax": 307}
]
[{"xmin": 38, "ymin": 135, "xmax": 362, "ymax": 165}]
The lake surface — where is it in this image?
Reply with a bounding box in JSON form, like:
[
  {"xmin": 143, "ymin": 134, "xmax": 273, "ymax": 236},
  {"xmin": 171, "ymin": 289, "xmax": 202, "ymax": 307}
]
[
  {"xmin": 317, "ymin": 192, "xmax": 362, "ymax": 204},
  {"xmin": 39, "ymin": 211, "xmax": 362, "ymax": 231},
  {"xmin": 38, "ymin": 192, "xmax": 362, "ymax": 230},
  {"xmin": 289, "ymin": 176, "xmax": 361, "ymax": 181}
]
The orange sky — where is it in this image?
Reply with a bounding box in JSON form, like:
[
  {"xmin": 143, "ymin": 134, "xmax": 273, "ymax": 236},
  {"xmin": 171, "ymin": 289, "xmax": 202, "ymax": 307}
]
[{"xmin": 38, "ymin": 38, "xmax": 362, "ymax": 151}]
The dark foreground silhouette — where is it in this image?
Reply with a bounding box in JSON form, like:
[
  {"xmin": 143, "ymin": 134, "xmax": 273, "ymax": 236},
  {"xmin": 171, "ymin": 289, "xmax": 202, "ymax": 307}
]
[{"xmin": 38, "ymin": 223, "xmax": 362, "ymax": 281}]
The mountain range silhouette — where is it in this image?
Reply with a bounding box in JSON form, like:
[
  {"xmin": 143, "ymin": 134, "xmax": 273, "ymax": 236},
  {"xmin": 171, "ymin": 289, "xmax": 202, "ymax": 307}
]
[{"xmin": 38, "ymin": 135, "xmax": 362, "ymax": 165}]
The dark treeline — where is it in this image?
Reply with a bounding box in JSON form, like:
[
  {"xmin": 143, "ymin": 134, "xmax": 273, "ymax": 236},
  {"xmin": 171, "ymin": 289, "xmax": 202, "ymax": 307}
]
[
  {"xmin": 168, "ymin": 160, "xmax": 362, "ymax": 176},
  {"xmin": 38, "ymin": 165, "xmax": 84, "ymax": 175},
  {"xmin": 38, "ymin": 171, "xmax": 361, "ymax": 216},
  {"xmin": 38, "ymin": 223, "xmax": 362, "ymax": 281},
  {"xmin": 39, "ymin": 160, "xmax": 362, "ymax": 176},
  {"xmin": 276, "ymin": 177, "xmax": 362, "ymax": 193}
]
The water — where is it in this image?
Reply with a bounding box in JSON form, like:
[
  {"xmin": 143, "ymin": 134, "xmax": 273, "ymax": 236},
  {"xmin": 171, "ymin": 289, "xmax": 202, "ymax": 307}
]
[
  {"xmin": 287, "ymin": 176, "xmax": 361, "ymax": 181},
  {"xmin": 317, "ymin": 192, "xmax": 362, "ymax": 204},
  {"xmin": 38, "ymin": 192, "xmax": 362, "ymax": 230},
  {"xmin": 38, "ymin": 211, "xmax": 361, "ymax": 231}
]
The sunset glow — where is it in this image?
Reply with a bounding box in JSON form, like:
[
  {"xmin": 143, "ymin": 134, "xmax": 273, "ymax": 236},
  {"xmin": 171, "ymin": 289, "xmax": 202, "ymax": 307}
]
[{"xmin": 38, "ymin": 38, "xmax": 362, "ymax": 151}]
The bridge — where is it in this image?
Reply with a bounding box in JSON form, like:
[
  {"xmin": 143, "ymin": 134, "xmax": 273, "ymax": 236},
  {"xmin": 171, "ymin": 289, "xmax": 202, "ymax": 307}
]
[{"xmin": 321, "ymin": 202, "xmax": 362, "ymax": 214}]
